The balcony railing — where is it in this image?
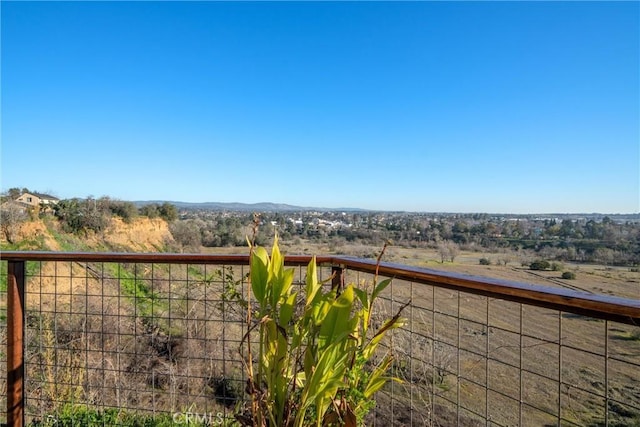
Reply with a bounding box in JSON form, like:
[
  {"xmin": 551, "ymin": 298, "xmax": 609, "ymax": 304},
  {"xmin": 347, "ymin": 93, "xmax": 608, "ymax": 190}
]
[{"xmin": 1, "ymin": 251, "xmax": 639, "ymax": 426}]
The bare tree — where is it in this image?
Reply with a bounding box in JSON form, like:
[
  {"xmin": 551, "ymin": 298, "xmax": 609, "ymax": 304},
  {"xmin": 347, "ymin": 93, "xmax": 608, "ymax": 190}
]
[
  {"xmin": 169, "ymin": 220, "xmax": 202, "ymax": 252},
  {"xmin": 437, "ymin": 240, "xmax": 459, "ymax": 263},
  {"xmin": 0, "ymin": 203, "xmax": 27, "ymax": 244}
]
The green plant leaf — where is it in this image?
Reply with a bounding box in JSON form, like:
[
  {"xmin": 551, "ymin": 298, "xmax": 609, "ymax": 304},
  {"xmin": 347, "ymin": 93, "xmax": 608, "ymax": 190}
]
[
  {"xmin": 266, "ymin": 237, "xmax": 296, "ymax": 311},
  {"xmin": 318, "ymin": 286, "xmax": 356, "ymax": 350},
  {"xmin": 362, "ymin": 316, "xmax": 407, "ymax": 360},
  {"xmin": 353, "ymin": 287, "xmax": 368, "ymax": 308},
  {"xmin": 309, "ymin": 294, "xmax": 332, "ymax": 326},
  {"xmin": 269, "ymin": 234, "xmax": 283, "ymax": 281},
  {"xmin": 280, "ymin": 291, "xmax": 297, "ymax": 327},
  {"xmin": 305, "ymin": 257, "xmax": 322, "ymax": 307},
  {"xmin": 261, "ymin": 317, "xmax": 290, "ymax": 425},
  {"xmin": 304, "ymin": 345, "xmax": 315, "ymax": 381},
  {"xmin": 363, "ymin": 357, "xmax": 393, "ymax": 398},
  {"xmin": 251, "ymin": 246, "xmax": 269, "ymax": 307},
  {"xmin": 281, "ymin": 267, "xmax": 295, "ymax": 299},
  {"xmin": 371, "ymin": 278, "xmax": 392, "ymax": 302},
  {"xmin": 304, "ymin": 344, "xmax": 350, "ymax": 427}
]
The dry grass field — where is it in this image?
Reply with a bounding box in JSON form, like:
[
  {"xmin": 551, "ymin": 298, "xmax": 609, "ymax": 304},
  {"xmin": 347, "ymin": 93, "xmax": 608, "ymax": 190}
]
[{"xmin": 205, "ymin": 241, "xmax": 640, "ymax": 300}]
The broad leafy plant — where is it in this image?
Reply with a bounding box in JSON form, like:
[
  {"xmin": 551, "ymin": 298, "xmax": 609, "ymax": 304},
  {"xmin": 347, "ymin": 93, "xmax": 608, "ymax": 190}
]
[{"xmin": 238, "ymin": 236, "xmax": 408, "ymax": 427}]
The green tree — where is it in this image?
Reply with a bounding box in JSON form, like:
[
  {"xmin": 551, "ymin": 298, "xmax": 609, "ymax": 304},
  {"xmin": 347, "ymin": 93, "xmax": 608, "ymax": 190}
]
[
  {"xmin": 139, "ymin": 203, "xmax": 160, "ymax": 218},
  {"xmin": 6, "ymin": 187, "xmax": 23, "ymax": 200},
  {"xmin": 529, "ymin": 260, "xmax": 550, "ymax": 271},
  {"xmin": 159, "ymin": 202, "xmax": 178, "ymax": 221},
  {"xmin": 103, "ymin": 198, "xmax": 138, "ymax": 223}
]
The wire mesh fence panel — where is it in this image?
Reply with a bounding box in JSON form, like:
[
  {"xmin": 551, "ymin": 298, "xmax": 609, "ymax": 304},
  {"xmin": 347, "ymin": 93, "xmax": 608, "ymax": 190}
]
[
  {"xmin": 344, "ymin": 268, "xmax": 640, "ymax": 427},
  {"xmin": 20, "ymin": 260, "xmax": 256, "ymax": 425},
  {"xmin": 1, "ymin": 254, "xmax": 639, "ymax": 426}
]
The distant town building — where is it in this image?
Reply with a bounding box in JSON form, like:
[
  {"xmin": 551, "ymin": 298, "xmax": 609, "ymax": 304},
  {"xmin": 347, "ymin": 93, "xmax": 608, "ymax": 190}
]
[{"xmin": 15, "ymin": 192, "xmax": 60, "ymax": 209}]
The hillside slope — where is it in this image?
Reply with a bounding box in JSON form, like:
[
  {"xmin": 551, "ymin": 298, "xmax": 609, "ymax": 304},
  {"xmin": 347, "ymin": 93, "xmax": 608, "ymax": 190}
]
[
  {"xmin": 5, "ymin": 216, "xmax": 173, "ymax": 252},
  {"xmin": 101, "ymin": 217, "xmax": 173, "ymax": 252}
]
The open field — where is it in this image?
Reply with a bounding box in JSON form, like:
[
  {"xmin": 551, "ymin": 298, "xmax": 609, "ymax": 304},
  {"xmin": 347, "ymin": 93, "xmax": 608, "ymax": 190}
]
[{"xmin": 204, "ymin": 241, "xmax": 640, "ymax": 300}]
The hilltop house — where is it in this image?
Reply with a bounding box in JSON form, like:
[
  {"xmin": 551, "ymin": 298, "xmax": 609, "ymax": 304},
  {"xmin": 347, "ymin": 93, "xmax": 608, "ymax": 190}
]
[{"xmin": 15, "ymin": 192, "xmax": 60, "ymax": 209}]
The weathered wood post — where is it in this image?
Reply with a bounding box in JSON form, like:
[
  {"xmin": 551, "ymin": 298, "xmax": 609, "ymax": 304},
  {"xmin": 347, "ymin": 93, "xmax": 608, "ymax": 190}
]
[
  {"xmin": 331, "ymin": 265, "xmax": 345, "ymax": 295},
  {"xmin": 7, "ymin": 260, "xmax": 25, "ymax": 427}
]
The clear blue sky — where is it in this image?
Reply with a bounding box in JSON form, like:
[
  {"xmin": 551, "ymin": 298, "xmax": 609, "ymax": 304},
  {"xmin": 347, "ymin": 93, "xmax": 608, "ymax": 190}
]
[{"xmin": 1, "ymin": 1, "xmax": 638, "ymax": 213}]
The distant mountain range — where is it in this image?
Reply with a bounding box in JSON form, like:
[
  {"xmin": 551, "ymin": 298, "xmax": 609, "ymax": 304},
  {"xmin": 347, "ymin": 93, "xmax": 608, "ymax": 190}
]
[
  {"xmin": 134, "ymin": 200, "xmax": 367, "ymax": 212},
  {"xmin": 133, "ymin": 201, "xmax": 640, "ymax": 219}
]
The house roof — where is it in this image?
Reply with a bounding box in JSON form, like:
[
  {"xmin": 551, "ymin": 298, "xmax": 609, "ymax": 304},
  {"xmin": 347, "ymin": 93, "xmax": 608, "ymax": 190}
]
[{"xmin": 18, "ymin": 192, "xmax": 60, "ymax": 201}]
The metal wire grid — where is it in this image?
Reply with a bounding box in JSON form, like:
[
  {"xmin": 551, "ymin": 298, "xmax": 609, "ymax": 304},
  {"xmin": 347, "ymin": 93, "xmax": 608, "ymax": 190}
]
[
  {"xmin": 343, "ymin": 267, "xmax": 640, "ymax": 427},
  {"xmin": 18, "ymin": 260, "xmax": 253, "ymax": 425},
  {"xmin": 9, "ymin": 260, "xmax": 339, "ymax": 425},
  {"xmin": 1, "ymin": 259, "xmax": 639, "ymax": 426}
]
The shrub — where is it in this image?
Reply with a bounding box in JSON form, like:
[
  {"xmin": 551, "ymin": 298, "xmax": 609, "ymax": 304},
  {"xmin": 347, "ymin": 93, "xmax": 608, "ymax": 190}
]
[
  {"xmin": 39, "ymin": 405, "xmax": 180, "ymax": 426},
  {"xmin": 139, "ymin": 204, "xmax": 160, "ymax": 218},
  {"xmin": 53, "ymin": 198, "xmax": 109, "ymax": 235},
  {"xmin": 551, "ymin": 262, "xmax": 564, "ymax": 271},
  {"xmin": 561, "ymin": 271, "xmax": 576, "ymax": 280},
  {"xmin": 239, "ymin": 237, "xmax": 407, "ymax": 427},
  {"xmin": 530, "ymin": 260, "xmax": 550, "ymax": 271},
  {"xmin": 107, "ymin": 200, "xmax": 138, "ymax": 223},
  {"xmin": 139, "ymin": 202, "xmax": 178, "ymax": 221}
]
